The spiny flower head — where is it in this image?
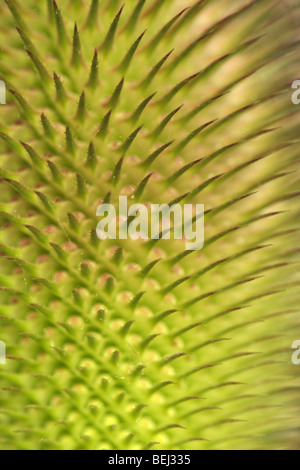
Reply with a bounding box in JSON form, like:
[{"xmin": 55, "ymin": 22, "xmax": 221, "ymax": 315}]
[{"xmin": 0, "ymin": 0, "xmax": 300, "ymax": 450}]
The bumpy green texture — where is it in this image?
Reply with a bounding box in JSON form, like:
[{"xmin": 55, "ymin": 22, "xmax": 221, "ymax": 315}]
[{"xmin": 0, "ymin": 0, "xmax": 300, "ymax": 450}]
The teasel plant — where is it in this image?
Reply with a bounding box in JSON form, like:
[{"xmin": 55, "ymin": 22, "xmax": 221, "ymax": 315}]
[{"xmin": 0, "ymin": 0, "xmax": 300, "ymax": 450}]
